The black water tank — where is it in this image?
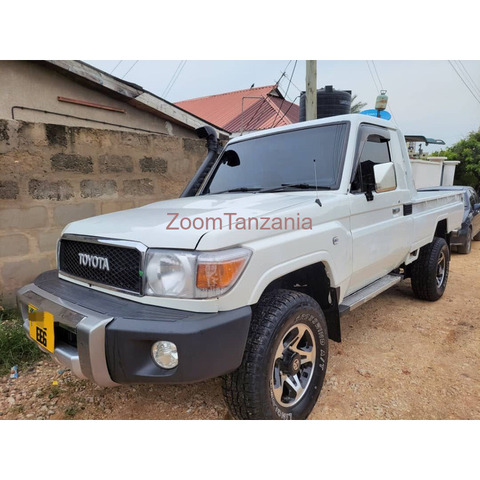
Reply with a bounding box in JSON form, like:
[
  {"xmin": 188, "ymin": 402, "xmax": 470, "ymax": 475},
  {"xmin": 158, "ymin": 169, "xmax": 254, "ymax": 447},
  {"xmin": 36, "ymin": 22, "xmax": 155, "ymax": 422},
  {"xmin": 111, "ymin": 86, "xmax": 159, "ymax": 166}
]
[{"xmin": 299, "ymin": 85, "xmax": 352, "ymax": 121}]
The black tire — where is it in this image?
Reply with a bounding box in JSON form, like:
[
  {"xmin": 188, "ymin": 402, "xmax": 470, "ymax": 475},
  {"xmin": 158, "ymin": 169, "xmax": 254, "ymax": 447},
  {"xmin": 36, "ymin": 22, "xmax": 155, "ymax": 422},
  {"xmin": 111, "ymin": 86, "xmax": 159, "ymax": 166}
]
[
  {"xmin": 411, "ymin": 237, "xmax": 450, "ymax": 301},
  {"xmin": 222, "ymin": 289, "xmax": 328, "ymax": 420},
  {"xmin": 457, "ymin": 227, "xmax": 472, "ymax": 254}
]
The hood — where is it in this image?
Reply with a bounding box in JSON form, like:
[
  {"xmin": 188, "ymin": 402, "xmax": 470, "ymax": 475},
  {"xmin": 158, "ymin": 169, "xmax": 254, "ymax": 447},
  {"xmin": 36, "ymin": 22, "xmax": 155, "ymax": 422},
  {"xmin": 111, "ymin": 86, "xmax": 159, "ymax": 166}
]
[{"xmin": 63, "ymin": 193, "xmax": 315, "ymax": 249}]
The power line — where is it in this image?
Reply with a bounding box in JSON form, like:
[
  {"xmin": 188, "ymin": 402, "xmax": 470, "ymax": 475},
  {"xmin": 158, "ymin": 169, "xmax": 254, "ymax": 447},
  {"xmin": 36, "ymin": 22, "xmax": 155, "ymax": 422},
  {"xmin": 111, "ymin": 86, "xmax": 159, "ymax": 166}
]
[
  {"xmin": 241, "ymin": 95, "xmax": 269, "ymax": 134},
  {"xmin": 165, "ymin": 60, "xmax": 187, "ymax": 98},
  {"xmin": 122, "ymin": 60, "xmax": 139, "ymax": 79},
  {"xmin": 162, "ymin": 60, "xmax": 187, "ymax": 99},
  {"xmin": 457, "ymin": 61, "xmax": 480, "ymax": 98},
  {"xmin": 448, "ymin": 60, "xmax": 480, "ymax": 105},
  {"xmin": 277, "ymin": 83, "xmax": 294, "ymax": 102},
  {"xmin": 162, "ymin": 61, "xmax": 183, "ymax": 97},
  {"xmin": 275, "ymin": 60, "xmax": 292, "ymax": 87},
  {"xmin": 449, "ymin": 60, "xmax": 480, "ymax": 103},
  {"xmin": 278, "ymin": 60, "xmax": 292, "ymax": 82},
  {"xmin": 242, "ymin": 61, "xmax": 295, "ymax": 134},
  {"xmin": 366, "ymin": 60, "xmax": 380, "ymax": 92},
  {"xmin": 273, "ymin": 95, "xmax": 300, "ymax": 128},
  {"xmin": 275, "ymin": 60, "xmax": 294, "ymax": 97},
  {"xmin": 110, "ymin": 60, "xmax": 122, "ymax": 75},
  {"xmin": 371, "ymin": 60, "xmax": 384, "ymax": 90},
  {"xmin": 367, "ymin": 61, "xmax": 399, "ymax": 126},
  {"xmin": 271, "ymin": 60, "xmax": 297, "ymax": 128},
  {"xmin": 281, "ymin": 71, "xmax": 302, "ymax": 94}
]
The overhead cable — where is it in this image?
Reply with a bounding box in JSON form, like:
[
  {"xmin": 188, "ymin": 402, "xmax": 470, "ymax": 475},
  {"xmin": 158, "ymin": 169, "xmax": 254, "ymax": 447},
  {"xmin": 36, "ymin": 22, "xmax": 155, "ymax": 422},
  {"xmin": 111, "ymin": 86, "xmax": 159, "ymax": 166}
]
[{"xmin": 122, "ymin": 60, "xmax": 139, "ymax": 79}]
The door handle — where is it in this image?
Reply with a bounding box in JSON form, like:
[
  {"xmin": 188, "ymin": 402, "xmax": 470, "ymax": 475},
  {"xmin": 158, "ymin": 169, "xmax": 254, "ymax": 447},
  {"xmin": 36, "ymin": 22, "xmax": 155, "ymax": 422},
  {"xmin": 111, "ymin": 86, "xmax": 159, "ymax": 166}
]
[{"xmin": 392, "ymin": 207, "xmax": 401, "ymax": 215}]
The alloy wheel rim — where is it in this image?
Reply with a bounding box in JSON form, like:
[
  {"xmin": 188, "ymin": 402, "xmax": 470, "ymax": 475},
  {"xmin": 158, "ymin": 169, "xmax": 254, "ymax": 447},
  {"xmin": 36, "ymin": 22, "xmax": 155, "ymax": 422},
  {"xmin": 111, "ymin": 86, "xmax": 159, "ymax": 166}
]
[
  {"xmin": 271, "ymin": 323, "xmax": 316, "ymax": 408},
  {"xmin": 436, "ymin": 251, "xmax": 446, "ymax": 288}
]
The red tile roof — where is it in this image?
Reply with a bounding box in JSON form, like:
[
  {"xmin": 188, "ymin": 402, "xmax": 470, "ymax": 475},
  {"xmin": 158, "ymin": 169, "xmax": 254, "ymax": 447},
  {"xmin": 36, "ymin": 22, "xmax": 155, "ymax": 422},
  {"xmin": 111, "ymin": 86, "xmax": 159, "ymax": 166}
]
[{"xmin": 175, "ymin": 85, "xmax": 299, "ymax": 133}]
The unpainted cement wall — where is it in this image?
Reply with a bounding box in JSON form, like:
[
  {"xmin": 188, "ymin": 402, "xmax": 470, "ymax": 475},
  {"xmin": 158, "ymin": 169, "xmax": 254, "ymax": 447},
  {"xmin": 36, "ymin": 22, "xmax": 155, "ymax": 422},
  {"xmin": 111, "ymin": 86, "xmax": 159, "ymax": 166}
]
[
  {"xmin": 0, "ymin": 119, "xmax": 207, "ymax": 306},
  {"xmin": 0, "ymin": 61, "xmax": 198, "ymax": 138}
]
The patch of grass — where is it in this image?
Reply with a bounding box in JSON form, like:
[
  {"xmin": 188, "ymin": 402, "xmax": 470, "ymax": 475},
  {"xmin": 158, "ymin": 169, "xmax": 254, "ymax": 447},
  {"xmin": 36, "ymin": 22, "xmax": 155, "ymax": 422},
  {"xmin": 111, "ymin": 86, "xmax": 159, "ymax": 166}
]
[
  {"xmin": 0, "ymin": 308, "xmax": 46, "ymax": 376},
  {"xmin": 64, "ymin": 405, "xmax": 79, "ymax": 418},
  {"xmin": 48, "ymin": 385, "xmax": 61, "ymax": 399}
]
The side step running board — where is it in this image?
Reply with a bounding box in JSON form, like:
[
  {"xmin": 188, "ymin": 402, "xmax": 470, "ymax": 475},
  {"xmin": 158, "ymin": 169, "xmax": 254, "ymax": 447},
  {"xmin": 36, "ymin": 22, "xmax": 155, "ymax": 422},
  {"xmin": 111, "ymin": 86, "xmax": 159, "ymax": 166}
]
[{"xmin": 339, "ymin": 274, "xmax": 403, "ymax": 316}]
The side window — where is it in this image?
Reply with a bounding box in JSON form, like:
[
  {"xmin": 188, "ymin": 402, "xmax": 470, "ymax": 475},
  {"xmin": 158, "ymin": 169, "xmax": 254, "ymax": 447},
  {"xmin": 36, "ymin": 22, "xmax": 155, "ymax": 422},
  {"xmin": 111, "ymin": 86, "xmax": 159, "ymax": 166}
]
[
  {"xmin": 351, "ymin": 135, "xmax": 392, "ymax": 194},
  {"xmin": 469, "ymin": 191, "xmax": 475, "ymax": 209}
]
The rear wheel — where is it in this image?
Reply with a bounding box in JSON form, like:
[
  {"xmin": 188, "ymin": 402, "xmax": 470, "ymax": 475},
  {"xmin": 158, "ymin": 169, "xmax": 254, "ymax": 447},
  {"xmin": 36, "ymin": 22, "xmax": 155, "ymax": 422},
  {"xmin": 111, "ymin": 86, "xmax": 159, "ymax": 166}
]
[
  {"xmin": 457, "ymin": 227, "xmax": 472, "ymax": 254},
  {"xmin": 222, "ymin": 289, "xmax": 328, "ymax": 420},
  {"xmin": 411, "ymin": 237, "xmax": 450, "ymax": 301}
]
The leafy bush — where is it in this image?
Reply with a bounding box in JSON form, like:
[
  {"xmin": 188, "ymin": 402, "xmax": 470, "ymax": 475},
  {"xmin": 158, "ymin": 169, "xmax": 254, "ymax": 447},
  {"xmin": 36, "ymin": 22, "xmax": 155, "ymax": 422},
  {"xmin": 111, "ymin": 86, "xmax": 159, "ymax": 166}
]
[{"xmin": 431, "ymin": 129, "xmax": 480, "ymax": 191}]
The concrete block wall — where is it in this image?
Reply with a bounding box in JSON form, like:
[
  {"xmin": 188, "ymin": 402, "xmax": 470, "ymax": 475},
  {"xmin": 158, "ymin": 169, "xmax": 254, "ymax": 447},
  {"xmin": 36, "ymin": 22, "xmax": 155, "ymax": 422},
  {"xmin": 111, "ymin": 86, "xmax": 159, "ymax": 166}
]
[{"xmin": 0, "ymin": 119, "xmax": 207, "ymax": 306}]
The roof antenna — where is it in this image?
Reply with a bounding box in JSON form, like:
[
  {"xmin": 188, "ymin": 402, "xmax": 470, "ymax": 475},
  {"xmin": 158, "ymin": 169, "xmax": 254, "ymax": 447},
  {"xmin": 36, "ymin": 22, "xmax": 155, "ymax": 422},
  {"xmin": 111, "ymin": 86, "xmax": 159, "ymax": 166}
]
[{"xmin": 313, "ymin": 159, "xmax": 322, "ymax": 207}]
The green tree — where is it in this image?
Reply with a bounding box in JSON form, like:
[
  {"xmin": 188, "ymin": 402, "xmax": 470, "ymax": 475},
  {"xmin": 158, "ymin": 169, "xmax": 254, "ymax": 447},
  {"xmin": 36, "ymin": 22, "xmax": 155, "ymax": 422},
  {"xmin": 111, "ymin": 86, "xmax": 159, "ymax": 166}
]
[
  {"xmin": 431, "ymin": 129, "xmax": 480, "ymax": 191},
  {"xmin": 350, "ymin": 94, "xmax": 367, "ymax": 114}
]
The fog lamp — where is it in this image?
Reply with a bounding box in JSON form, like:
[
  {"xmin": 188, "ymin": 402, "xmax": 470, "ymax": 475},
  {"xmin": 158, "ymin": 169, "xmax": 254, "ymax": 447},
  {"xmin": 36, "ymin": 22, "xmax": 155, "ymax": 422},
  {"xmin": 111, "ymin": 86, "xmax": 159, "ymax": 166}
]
[{"xmin": 151, "ymin": 341, "xmax": 178, "ymax": 369}]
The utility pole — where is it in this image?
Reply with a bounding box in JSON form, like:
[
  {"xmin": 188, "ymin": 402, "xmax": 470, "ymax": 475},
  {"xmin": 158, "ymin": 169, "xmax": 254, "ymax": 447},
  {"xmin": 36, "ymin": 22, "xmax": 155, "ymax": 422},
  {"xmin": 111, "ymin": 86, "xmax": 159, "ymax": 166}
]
[{"xmin": 305, "ymin": 60, "xmax": 317, "ymax": 121}]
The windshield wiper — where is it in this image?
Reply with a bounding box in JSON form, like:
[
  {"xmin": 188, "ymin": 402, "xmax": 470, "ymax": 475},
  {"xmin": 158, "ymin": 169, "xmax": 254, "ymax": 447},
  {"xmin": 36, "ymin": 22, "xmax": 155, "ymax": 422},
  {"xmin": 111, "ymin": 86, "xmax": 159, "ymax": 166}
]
[
  {"xmin": 211, "ymin": 187, "xmax": 261, "ymax": 194},
  {"xmin": 257, "ymin": 183, "xmax": 332, "ymax": 193},
  {"xmin": 210, "ymin": 184, "xmax": 332, "ymax": 194}
]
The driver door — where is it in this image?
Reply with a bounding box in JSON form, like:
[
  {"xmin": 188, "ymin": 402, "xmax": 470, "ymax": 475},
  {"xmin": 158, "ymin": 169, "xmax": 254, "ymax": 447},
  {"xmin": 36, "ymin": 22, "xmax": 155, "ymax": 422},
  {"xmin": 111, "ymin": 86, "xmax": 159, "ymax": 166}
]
[{"xmin": 347, "ymin": 125, "xmax": 412, "ymax": 295}]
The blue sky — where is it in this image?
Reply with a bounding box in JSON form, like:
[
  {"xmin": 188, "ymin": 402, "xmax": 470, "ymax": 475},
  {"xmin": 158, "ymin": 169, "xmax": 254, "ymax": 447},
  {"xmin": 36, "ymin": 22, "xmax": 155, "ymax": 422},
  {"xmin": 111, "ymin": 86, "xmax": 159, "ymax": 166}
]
[{"xmin": 86, "ymin": 60, "xmax": 480, "ymax": 152}]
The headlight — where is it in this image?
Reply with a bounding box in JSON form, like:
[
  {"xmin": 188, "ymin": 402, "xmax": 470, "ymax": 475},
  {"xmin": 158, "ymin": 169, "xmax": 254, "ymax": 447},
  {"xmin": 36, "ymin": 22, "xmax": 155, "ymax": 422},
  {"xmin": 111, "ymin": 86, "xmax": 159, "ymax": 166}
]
[
  {"xmin": 145, "ymin": 250, "xmax": 197, "ymax": 298},
  {"xmin": 145, "ymin": 248, "xmax": 251, "ymax": 299}
]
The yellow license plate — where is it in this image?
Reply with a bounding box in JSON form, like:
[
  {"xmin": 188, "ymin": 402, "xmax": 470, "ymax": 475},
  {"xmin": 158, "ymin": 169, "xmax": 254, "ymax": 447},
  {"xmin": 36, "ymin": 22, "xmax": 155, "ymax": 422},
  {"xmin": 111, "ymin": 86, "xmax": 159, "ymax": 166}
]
[{"xmin": 28, "ymin": 305, "xmax": 55, "ymax": 353}]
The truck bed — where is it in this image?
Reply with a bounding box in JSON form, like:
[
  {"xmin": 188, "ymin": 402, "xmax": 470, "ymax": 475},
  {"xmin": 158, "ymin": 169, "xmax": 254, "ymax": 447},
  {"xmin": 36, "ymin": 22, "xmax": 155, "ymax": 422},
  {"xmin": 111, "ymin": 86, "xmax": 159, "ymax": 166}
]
[{"xmin": 410, "ymin": 190, "xmax": 464, "ymax": 252}]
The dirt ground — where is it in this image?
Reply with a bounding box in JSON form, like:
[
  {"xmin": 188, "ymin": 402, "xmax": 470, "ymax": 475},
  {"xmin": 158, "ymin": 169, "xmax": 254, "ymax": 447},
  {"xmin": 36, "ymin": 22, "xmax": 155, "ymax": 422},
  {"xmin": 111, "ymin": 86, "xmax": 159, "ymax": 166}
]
[{"xmin": 1, "ymin": 243, "xmax": 479, "ymax": 420}]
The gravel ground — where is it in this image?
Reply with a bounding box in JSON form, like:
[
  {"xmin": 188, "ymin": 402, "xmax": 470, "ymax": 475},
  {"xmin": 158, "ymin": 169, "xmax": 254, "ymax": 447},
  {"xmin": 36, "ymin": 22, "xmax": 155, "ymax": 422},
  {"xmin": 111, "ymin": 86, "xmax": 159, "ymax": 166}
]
[{"xmin": 1, "ymin": 243, "xmax": 479, "ymax": 420}]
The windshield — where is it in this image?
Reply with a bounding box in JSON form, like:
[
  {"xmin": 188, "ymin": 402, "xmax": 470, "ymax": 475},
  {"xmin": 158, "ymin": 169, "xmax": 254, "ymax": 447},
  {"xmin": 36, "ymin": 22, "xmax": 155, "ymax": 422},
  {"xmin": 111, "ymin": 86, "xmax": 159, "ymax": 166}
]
[{"xmin": 202, "ymin": 122, "xmax": 349, "ymax": 194}]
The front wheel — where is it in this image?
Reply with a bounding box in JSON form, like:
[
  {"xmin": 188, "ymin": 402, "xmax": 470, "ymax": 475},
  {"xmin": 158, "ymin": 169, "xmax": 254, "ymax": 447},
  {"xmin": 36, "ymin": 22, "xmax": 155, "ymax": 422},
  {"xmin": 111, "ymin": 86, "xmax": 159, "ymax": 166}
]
[
  {"xmin": 411, "ymin": 236, "xmax": 450, "ymax": 301},
  {"xmin": 222, "ymin": 289, "xmax": 328, "ymax": 420}
]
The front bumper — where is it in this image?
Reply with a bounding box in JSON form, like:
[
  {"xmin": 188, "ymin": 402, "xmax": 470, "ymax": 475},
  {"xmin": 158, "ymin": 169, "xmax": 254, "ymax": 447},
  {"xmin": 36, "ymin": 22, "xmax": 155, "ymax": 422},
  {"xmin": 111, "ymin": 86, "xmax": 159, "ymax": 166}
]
[{"xmin": 17, "ymin": 270, "xmax": 252, "ymax": 387}]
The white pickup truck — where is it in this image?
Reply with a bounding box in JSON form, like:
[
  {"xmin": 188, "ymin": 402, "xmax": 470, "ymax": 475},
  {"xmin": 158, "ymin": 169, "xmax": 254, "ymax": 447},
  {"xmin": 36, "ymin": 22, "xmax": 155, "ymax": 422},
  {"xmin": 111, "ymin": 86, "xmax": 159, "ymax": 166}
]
[{"xmin": 17, "ymin": 114, "xmax": 464, "ymax": 420}]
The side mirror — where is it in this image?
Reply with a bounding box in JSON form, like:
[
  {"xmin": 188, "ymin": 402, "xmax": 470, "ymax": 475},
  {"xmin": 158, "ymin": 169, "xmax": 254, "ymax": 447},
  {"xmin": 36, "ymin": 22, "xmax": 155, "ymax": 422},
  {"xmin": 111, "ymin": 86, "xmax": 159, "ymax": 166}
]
[
  {"xmin": 374, "ymin": 163, "xmax": 397, "ymax": 193},
  {"xmin": 222, "ymin": 150, "xmax": 240, "ymax": 167}
]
